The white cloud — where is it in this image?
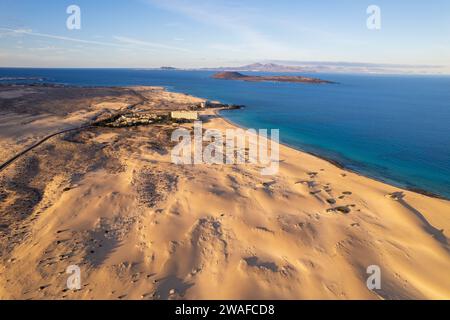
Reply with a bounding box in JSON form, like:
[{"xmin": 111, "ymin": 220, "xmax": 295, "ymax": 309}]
[
  {"xmin": 113, "ymin": 36, "xmax": 190, "ymax": 52},
  {"xmin": 0, "ymin": 28, "xmax": 167, "ymax": 53},
  {"xmin": 0, "ymin": 27, "xmax": 124, "ymax": 47},
  {"xmin": 145, "ymin": 0, "xmax": 307, "ymax": 60}
]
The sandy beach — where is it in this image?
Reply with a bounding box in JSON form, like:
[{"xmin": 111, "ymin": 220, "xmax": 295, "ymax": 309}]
[{"xmin": 0, "ymin": 85, "xmax": 449, "ymax": 300}]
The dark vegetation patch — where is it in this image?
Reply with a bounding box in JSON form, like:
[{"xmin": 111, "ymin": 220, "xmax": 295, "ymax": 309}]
[{"xmin": 134, "ymin": 167, "xmax": 178, "ymax": 208}]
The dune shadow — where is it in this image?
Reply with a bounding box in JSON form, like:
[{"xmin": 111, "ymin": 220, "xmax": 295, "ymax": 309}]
[
  {"xmin": 244, "ymin": 256, "xmax": 279, "ymax": 272},
  {"xmin": 1, "ymin": 155, "xmax": 43, "ymax": 221},
  {"xmin": 391, "ymin": 192, "xmax": 447, "ymax": 245},
  {"xmin": 84, "ymin": 229, "xmax": 121, "ymax": 268}
]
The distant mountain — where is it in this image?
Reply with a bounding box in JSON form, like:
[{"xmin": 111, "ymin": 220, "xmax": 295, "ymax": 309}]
[
  {"xmin": 158, "ymin": 61, "xmax": 445, "ymax": 75},
  {"xmin": 201, "ymin": 63, "xmax": 309, "ymax": 73},
  {"xmin": 198, "ymin": 61, "xmax": 445, "ymax": 75}
]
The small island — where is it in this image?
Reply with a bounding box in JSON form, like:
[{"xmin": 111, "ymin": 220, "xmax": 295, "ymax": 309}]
[{"xmin": 212, "ymin": 71, "xmax": 334, "ymax": 84}]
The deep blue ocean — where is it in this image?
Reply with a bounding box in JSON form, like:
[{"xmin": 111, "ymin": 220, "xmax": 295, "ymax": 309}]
[{"xmin": 1, "ymin": 68, "xmax": 449, "ymax": 199}]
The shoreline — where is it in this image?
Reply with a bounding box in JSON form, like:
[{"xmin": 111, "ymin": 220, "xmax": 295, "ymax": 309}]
[
  {"xmin": 213, "ymin": 109, "xmax": 450, "ymax": 202},
  {"xmin": 1, "ymin": 84, "xmax": 449, "ymax": 299},
  {"xmin": 1, "ymin": 81, "xmax": 447, "ymax": 201}
]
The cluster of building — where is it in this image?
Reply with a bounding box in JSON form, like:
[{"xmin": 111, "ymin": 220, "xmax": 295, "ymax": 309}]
[
  {"xmin": 96, "ymin": 99, "xmax": 242, "ymax": 128},
  {"xmin": 103, "ymin": 113, "xmax": 162, "ymax": 128}
]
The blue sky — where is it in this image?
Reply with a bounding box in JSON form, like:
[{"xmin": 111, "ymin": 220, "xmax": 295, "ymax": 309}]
[{"xmin": 0, "ymin": 0, "xmax": 449, "ymax": 72}]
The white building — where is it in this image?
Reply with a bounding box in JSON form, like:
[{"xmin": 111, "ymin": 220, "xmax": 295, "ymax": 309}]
[{"xmin": 170, "ymin": 111, "xmax": 199, "ymax": 120}]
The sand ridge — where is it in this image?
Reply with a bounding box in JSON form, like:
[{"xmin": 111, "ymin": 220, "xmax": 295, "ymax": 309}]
[{"xmin": 0, "ymin": 85, "xmax": 449, "ymax": 300}]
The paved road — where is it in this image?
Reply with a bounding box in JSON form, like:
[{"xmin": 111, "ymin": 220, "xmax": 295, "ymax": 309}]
[
  {"xmin": 0, "ymin": 88, "xmax": 147, "ymax": 174},
  {"xmin": 0, "ymin": 125, "xmax": 90, "ymax": 173}
]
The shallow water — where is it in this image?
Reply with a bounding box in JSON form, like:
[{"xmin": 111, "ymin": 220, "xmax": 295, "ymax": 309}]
[{"xmin": 1, "ymin": 68, "xmax": 449, "ymax": 198}]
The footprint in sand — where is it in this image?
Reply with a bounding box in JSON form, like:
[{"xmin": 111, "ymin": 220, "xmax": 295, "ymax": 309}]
[
  {"xmin": 254, "ymin": 226, "xmax": 275, "ymax": 234},
  {"xmin": 387, "ymin": 191, "xmax": 404, "ymax": 201},
  {"xmin": 307, "ymin": 172, "xmax": 319, "ymax": 178},
  {"xmin": 38, "ymin": 284, "xmax": 51, "ymax": 291},
  {"xmin": 262, "ymin": 181, "xmax": 276, "ymax": 188}
]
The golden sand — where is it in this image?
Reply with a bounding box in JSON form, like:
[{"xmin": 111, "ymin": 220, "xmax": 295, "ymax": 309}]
[{"xmin": 0, "ymin": 86, "xmax": 448, "ymax": 300}]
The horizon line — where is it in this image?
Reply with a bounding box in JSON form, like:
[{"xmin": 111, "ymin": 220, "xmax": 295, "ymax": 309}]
[{"xmin": 1, "ymin": 66, "xmax": 449, "ymax": 76}]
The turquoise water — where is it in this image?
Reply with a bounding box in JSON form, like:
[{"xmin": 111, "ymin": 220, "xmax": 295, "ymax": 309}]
[{"xmin": 1, "ymin": 68, "xmax": 449, "ymax": 199}]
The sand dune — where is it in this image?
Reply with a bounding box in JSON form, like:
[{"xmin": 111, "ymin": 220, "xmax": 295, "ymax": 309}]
[{"xmin": 0, "ymin": 86, "xmax": 449, "ymax": 300}]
